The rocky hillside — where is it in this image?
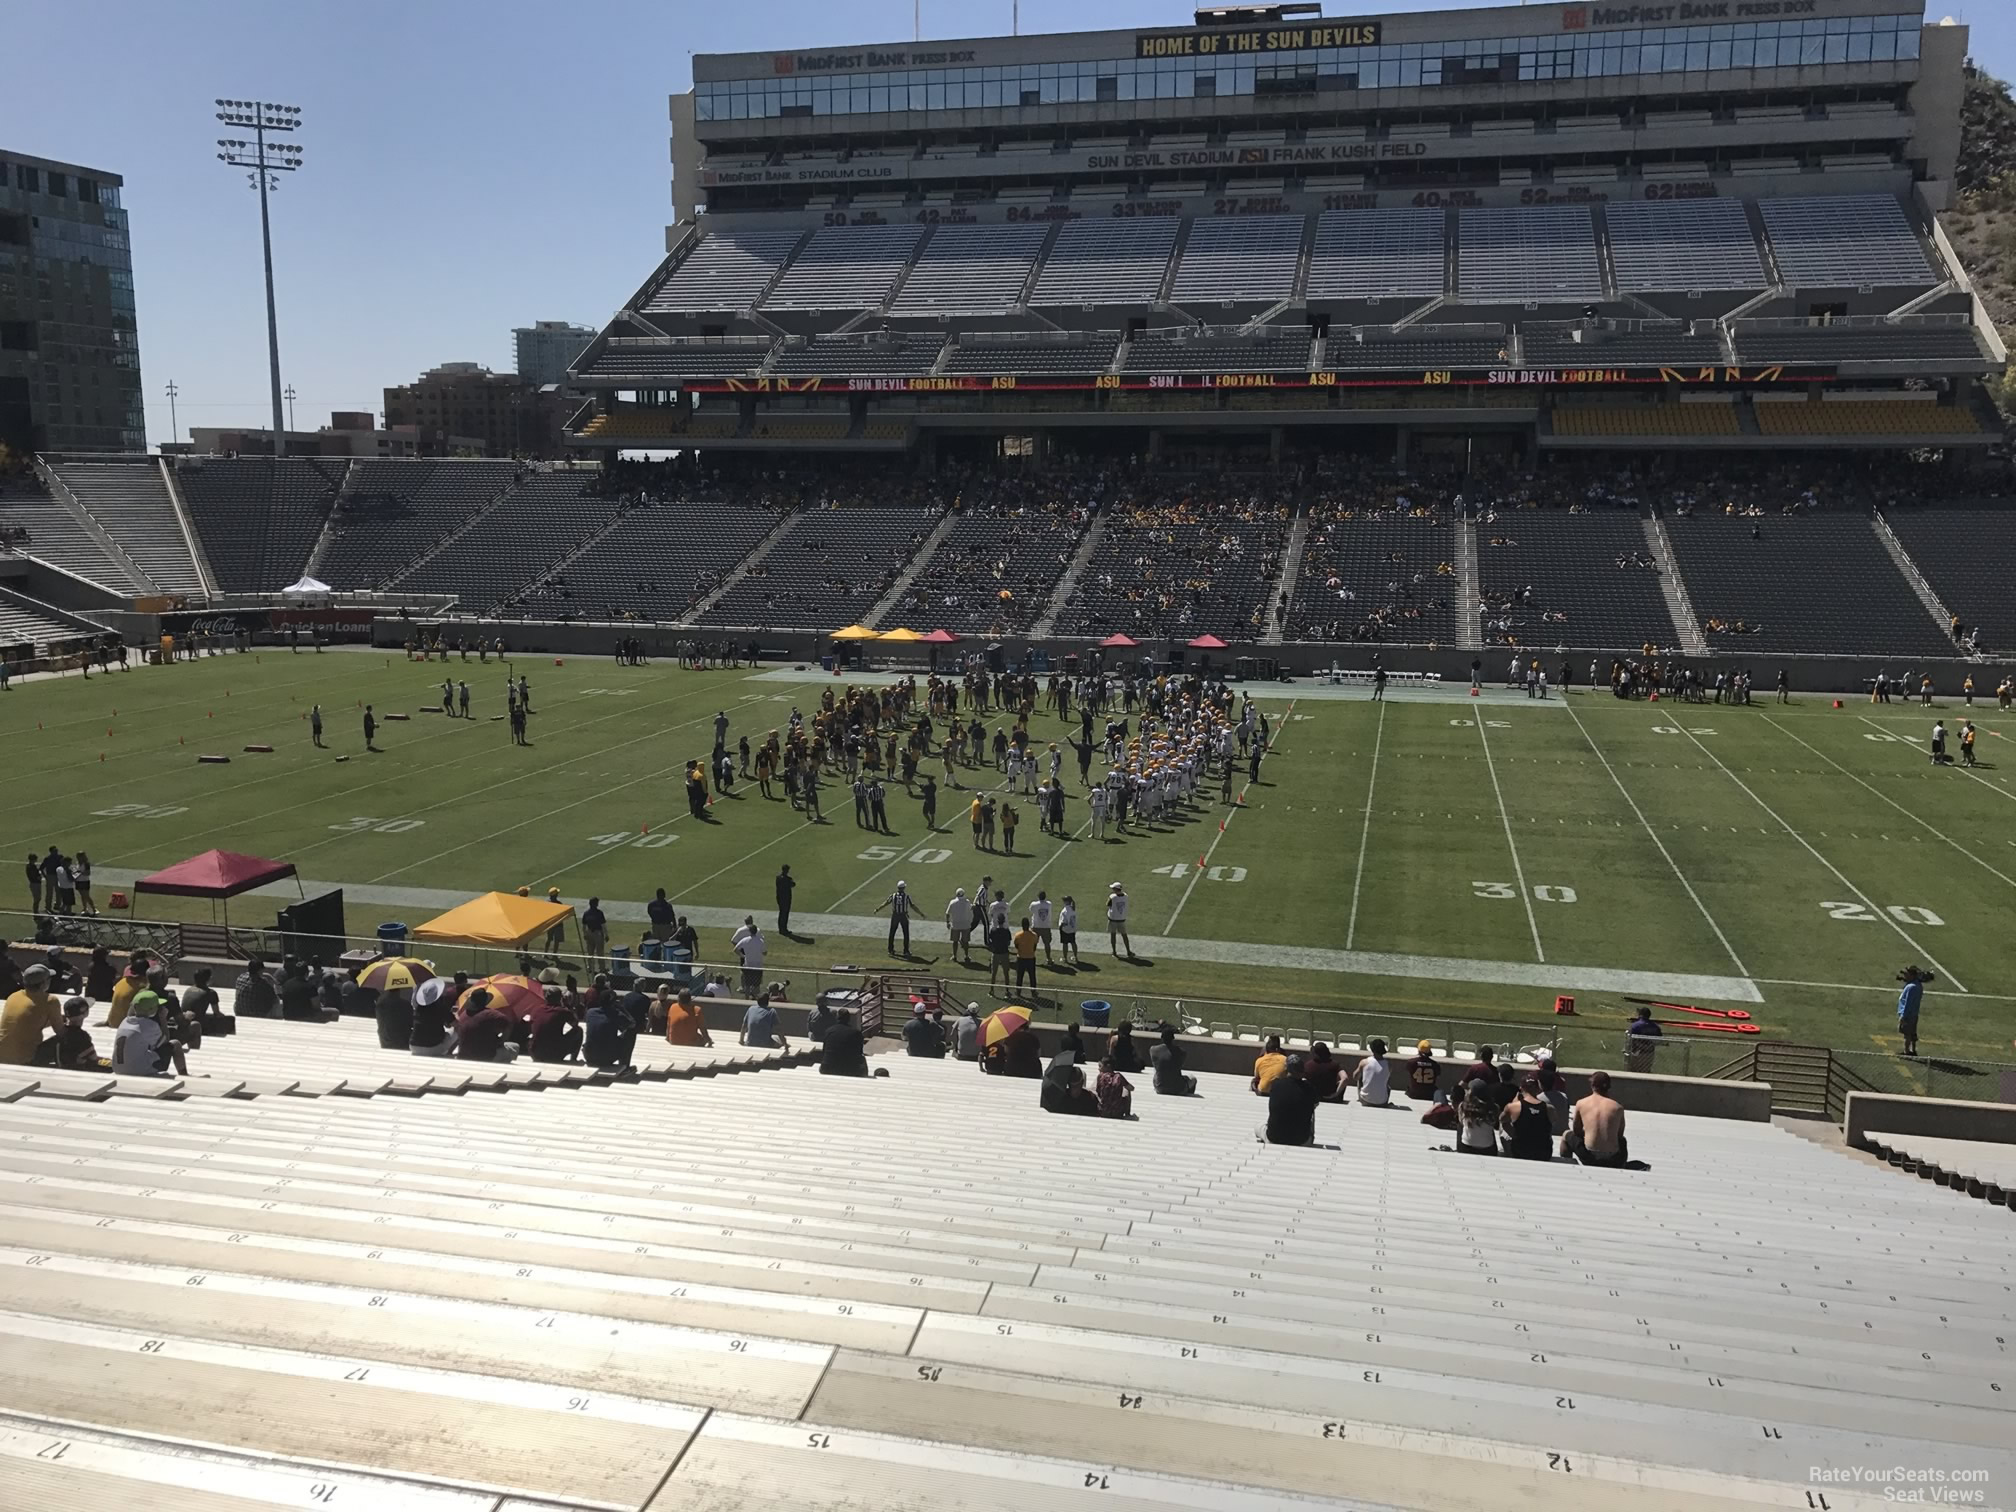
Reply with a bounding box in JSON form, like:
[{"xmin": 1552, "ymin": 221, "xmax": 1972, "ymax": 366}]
[{"xmin": 1937, "ymin": 64, "xmax": 2016, "ymax": 409}]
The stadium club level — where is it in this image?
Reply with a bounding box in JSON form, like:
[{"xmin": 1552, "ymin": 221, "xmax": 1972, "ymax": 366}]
[{"xmin": 679, "ymin": 367, "xmax": 1834, "ymax": 392}]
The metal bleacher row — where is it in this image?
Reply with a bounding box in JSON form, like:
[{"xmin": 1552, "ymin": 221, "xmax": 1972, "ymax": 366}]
[{"xmin": 0, "ymin": 1013, "xmax": 2008, "ymax": 1511}]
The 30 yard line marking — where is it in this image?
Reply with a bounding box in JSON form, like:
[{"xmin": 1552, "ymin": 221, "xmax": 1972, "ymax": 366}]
[
  {"xmin": 1669, "ymin": 716, "xmax": 1966, "ymax": 992},
  {"xmin": 1344, "ymin": 700, "xmax": 1384, "ymax": 951},
  {"xmin": 1164, "ymin": 700, "xmax": 1295, "ymax": 935},
  {"xmin": 1563, "ymin": 700, "xmax": 1747, "ymax": 976},
  {"xmin": 1768, "ymin": 715, "xmax": 2016, "ymax": 892},
  {"xmin": 1472, "ymin": 711, "xmax": 1543, "ymax": 962}
]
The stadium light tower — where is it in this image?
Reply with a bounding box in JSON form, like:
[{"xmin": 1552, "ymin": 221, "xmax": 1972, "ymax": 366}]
[{"xmin": 215, "ymin": 100, "xmax": 303, "ymax": 457}]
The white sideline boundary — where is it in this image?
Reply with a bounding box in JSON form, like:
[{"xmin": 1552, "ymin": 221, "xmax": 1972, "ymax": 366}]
[
  {"xmin": 1344, "ymin": 699, "xmax": 1384, "ymax": 951},
  {"xmin": 1667, "ymin": 715, "xmax": 1966, "ymax": 993},
  {"xmin": 90, "ymin": 866, "xmax": 1764, "ymax": 1004}
]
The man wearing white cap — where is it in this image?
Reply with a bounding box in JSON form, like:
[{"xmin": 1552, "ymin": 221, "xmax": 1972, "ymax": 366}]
[
  {"xmin": 882, "ymin": 880, "xmax": 913, "ymax": 957},
  {"xmin": 945, "ymin": 888, "xmax": 975, "ymax": 964},
  {"xmin": 1107, "ymin": 883, "xmax": 1133, "ymax": 960}
]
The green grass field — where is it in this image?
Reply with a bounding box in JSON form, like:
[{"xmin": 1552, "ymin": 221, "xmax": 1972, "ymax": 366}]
[{"xmin": 8, "ymin": 648, "xmax": 2014, "ymax": 1083}]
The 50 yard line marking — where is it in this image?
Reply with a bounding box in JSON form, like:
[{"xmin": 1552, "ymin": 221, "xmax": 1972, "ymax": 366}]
[
  {"xmin": 1344, "ymin": 699, "xmax": 1385, "ymax": 950},
  {"xmin": 1671, "ymin": 716, "xmax": 1966, "ymax": 992},
  {"xmin": 1473, "ymin": 710, "xmax": 1543, "ymax": 962},
  {"xmin": 1563, "ymin": 700, "xmax": 1747, "ymax": 976},
  {"xmin": 1164, "ymin": 700, "xmax": 1295, "ymax": 935}
]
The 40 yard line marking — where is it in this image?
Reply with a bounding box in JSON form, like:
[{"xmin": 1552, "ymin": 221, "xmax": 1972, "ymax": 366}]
[
  {"xmin": 1670, "ymin": 715, "xmax": 1966, "ymax": 992},
  {"xmin": 1473, "ymin": 709, "xmax": 1543, "ymax": 962},
  {"xmin": 1344, "ymin": 699, "xmax": 1385, "ymax": 951},
  {"xmin": 1563, "ymin": 699, "xmax": 1748, "ymax": 976},
  {"xmin": 1164, "ymin": 699, "xmax": 1295, "ymax": 935}
]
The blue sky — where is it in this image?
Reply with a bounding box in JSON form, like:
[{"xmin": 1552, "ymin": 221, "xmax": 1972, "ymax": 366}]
[{"xmin": 8, "ymin": 0, "xmax": 2011, "ymax": 448}]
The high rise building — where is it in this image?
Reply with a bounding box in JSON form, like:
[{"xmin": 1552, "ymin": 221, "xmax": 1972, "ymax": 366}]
[
  {"xmin": 383, "ymin": 362, "xmax": 573, "ymax": 457},
  {"xmin": 0, "ymin": 149, "xmax": 145, "ymax": 454},
  {"xmin": 513, "ymin": 320, "xmax": 596, "ymax": 388}
]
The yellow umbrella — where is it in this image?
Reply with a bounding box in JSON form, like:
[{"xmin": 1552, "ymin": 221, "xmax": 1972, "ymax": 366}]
[
  {"xmin": 831, "ymin": 624, "xmax": 879, "ymax": 640},
  {"xmin": 878, "ymin": 627, "xmax": 923, "ymax": 642}
]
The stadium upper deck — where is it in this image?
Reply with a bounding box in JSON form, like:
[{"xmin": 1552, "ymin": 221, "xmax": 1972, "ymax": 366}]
[{"xmin": 569, "ymin": 0, "xmax": 2002, "ymax": 456}]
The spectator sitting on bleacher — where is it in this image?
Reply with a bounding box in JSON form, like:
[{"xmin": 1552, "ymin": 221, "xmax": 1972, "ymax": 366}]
[
  {"xmin": 1095, "ymin": 1056, "xmax": 1134, "ymax": 1119},
  {"xmin": 1150, "ymin": 1023, "xmax": 1196, "ymax": 1096},
  {"xmin": 1500, "ymin": 1075, "xmax": 1556, "ymax": 1159},
  {"xmin": 181, "ymin": 967, "xmax": 232, "ymax": 1040},
  {"xmin": 667, "ymin": 987, "xmax": 714, "ymax": 1047},
  {"xmin": 278, "ymin": 959, "xmax": 323, "ymax": 1022},
  {"xmin": 989, "ymin": 1020, "xmax": 1044, "ymax": 1078},
  {"xmin": 233, "ymin": 956, "xmax": 278, "ymax": 1019},
  {"xmin": 409, "ymin": 986, "xmax": 455, "ymax": 1058},
  {"xmin": 34, "ymin": 998, "xmax": 109, "ymax": 1072},
  {"xmin": 1040, "ymin": 1060, "xmax": 1098, "ymax": 1115},
  {"xmin": 85, "ymin": 946, "xmax": 116, "ymax": 1005},
  {"xmin": 1251, "ymin": 1035, "xmax": 1289, "ymax": 1095},
  {"xmin": 112, "ymin": 989, "xmax": 190, "ymax": 1078},
  {"xmin": 1565, "ymin": 1070, "xmax": 1629, "ymax": 1167},
  {"xmin": 583, "ymin": 987, "xmax": 641, "ymax": 1072},
  {"xmin": 104, "ymin": 953, "xmax": 148, "ymax": 1028},
  {"xmin": 1456, "ymin": 1081, "xmax": 1500, "ymax": 1155},
  {"xmin": 527, "ymin": 987, "xmax": 583, "ymax": 1063},
  {"xmin": 0, "ymin": 963, "xmax": 62, "ymax": 1066},
  {"xmin": 902, "ymin": 1004, "xmax": 946, "ymax": 1057},
  {"xmin": 818, "ymin": 1009, "xmax": 870, "ymax": 1077},
  {"xmin": 1261, "ymin": 1054, "xmax": 1318, "ymax": 1146},
  {"xmin": 1107, "ymin": 1020, "xmax": 1142, "ymax": 1074},
  {"xmin": 451, "ymin": 987, "xmax": 518, "ymax": 1063}
]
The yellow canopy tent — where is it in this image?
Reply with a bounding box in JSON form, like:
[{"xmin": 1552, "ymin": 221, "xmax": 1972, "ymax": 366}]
[
  {"xmin": 831, "ymin": 624, "xmax": 879, "ymax": 640},
  {"xmin": 878, "ymin": 627, "xmax": 923, "ymax": 642},
  {"xmin": 413, "ymin": 891, "xmax": 575, "ymax": 947}
]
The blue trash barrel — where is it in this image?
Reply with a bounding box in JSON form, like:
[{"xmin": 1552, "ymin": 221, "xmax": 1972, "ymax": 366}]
[
  {"xmin": 1079, "ymin": 999, "xmax": 1111, "ymax": 1027},
  {"xmin": 639, "ymin": 939, "xmax": 663, "ymax": 962},
  {"xmin": 376, "ymin": 922, "xmax": 408, "ymax": 954},
  {"xmin": 607, "ymin": 946, "xmax": 631, "ymax": 975}
]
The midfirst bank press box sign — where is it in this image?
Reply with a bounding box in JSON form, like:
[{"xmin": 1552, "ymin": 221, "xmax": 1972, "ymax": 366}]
[{"xmin": 1136, "ymin": 22, "xmax": 1383, "ymax": 58}]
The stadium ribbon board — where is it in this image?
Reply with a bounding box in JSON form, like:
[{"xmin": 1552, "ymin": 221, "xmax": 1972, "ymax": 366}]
[{"xmin": 680, "ymin": 367, "xmax": 1832, "ymax": 393}]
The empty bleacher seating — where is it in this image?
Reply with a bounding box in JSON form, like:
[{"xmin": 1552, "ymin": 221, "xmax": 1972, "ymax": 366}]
[
  {"xmin": 941, "ymin": 332, "xmax": 1121, "ymax": 374},
  {"xmin": 1752, "ymin": 397, "xmax": 1983, "ymax": 437},
  {"xmin": 1457, "ymin": 206, "xmax": 1604, "ymax": 301},
  {"xmin": 5, "ymin": 1020, "xmax": 2005, "ymax": 1512},
  {"xmin": 1306, "ymin": 208, "xmax": 1447, "ymax": 300},
  {"xmin": 1169, "ymin": 215, "xmax": 1303, "ymax": 304},
  {"xmin": 1121, "ymin": 327, "xmax": 1312, "ymax": 373},
  {"xmin": 1477, "ymin": 509, "xmax": 1678, "ymax": 648},
  {"xmin": 174, "ymin": 458, "xmax": 342, "ymax": 594},
  {"xmin": 1552, "ymin": 400, "xmax": 1742, "ymax": 437},
  {"xmin": 397, "ymin": 471, "xmax": 625, "ymax": 609},
  {"xmin": 1730, "ymin": 322, "xmax": 1988, "ymax": 366},
  {"xmin": 770, "ymin": 334, "xmax": 946, "ymax": 376},
  {"xmin": 0, "ymin": 472, "xmax": 150, "ymax": 593},
  {"xmin": 1883, "ymin": 504, "xmax": 2016, "ymax": 652},
  {"xmin": 316, "ymin": 460, "xmax": 520, "ymax": 591},
  {"xmin": 575, "ymin": 339, "xmax": 775, "ymax": 380},
  {"xmin": 1029, "ymin": 218, "xmax": 1179, "ymax": 307},
  {"xmin": 700, "ymin": 506, "xmax": 939, "ymax": 628},
  {"xmin": 1663, "ymin": 509, "xmax": 1953, "ymax": 655},
  {"xmin": 1603, "ymin": 199, "xmax": 1769, "ymax": 292},
  {"xmin": 891, "ymin": 223, "xmax": 1049, "ymax": 314},
  {"xmin": 44, "ymin": 460, "xmax": 204, "ymax": 594},
  {"xmin": 645, "ymin": 230, "xmax": 805, "ymax": 314},
  {"xmin": 511, "ymin": 501, "xmax": 783, "ymax": 621},
  {"xmin": 1757, "ymin": 194, "xmax": 1935, "ymax": 286},
  {"xmin": 1522, "ymin": 323, "xmax": 1726, "ymax": 368},
  {"xmin": 763, "ymin": 225, "xmax": 926, "ymax": 312},
  {"xmin": 1326, "ymin": 327, "xmax": 1507, "ymax": 370},
  {"xmin": 1290, "ymin": 509, "xmax": 1457, "ymax": 645},
  {"xmin": 0, "ymin": 591, "xmax": 93, "ymax": 651}
]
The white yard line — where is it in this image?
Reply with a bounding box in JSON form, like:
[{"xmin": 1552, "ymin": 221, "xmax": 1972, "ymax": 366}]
[
  {"xmin": 1857, "ymin": 714, "xmax": 2016, "ymax": 806},
  {"xmin": 1768, "ymin": 715, "xmax": 2016, "ymax": 891},
  {"xmin": 824, "ymin": 768, "xmax": 1014, "ymax": 913},
  {"xmin": 1669, "ymin": 716, "xmax": 1966, "ymax": 993},
  {"xmin": 1344, "ymin": 699, "xmax": 1385, "ymax": 951},
  {"xmin": 1164, "ymin": 699, "xmax": 1296, "ymax": 935},
  {"xmin": 87, "ymin": 863, "xmax": 1764, "ymax": 1002},
  {"xmin": 1472, "ymin": 711, "xmax": 1544, "ymax": 963},
  {"xmin": 1750, "ymin": 976, "xmax": 2015, "ymax": 1004},
  {"xmin": 1562, "ymin": 699, "xmax": 1748, "ymax": 976}
]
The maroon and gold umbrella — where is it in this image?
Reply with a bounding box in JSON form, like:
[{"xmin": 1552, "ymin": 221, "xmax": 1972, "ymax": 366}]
[
  {"xmin": 356, "ymin": 957, "xmax": 435, "ymax": 994},
  {"xmin": 455, "ymin": 973, "xmax": 543, "ymax": 1018},
  {"xmin": 980, "ymin": 1005, "xmax": 1032, "ymax": 1051}
]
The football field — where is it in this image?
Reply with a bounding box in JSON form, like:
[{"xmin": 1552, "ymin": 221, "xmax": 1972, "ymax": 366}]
[{"xmin": 7, "ymin": 648, "xmax": 2014, "ymax": 1077}]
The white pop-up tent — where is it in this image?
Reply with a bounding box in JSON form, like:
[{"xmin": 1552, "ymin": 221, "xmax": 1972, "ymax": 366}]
[{"xmin": 280, "ymin": 576, "xmax": 332, "ymax": 596}]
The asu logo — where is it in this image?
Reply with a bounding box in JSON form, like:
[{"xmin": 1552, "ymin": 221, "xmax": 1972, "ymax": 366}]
[
  {"xmin": 773, "ymin": 53, "xmax": 795, "ymax": 74},
  {"xmin": 1562, "ymin": 6, "xmax": 1588, "ymax": 28}
]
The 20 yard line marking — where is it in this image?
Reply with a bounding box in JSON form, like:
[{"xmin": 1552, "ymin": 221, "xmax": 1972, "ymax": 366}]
[
  {"xmin": 1473, "ymin": 711, "xmax": 1543, "ymax": 962},
  {"xmin": 1768, "ymin": 715, "xmax": 2016, "ymax": 892},
  {"xmin": 1563, "ymin": 700, "xmax": 1747, "ymax": 976},
  {"xmin": 1164, "ymin": 699, "xmax": 1295, "ymax": 935},
  {"xmin": 1670, "ymin": 716, "xmax": 1966, "ymax": 993},
  {"xmin": 1344, "ymin": 700, "xmax": 1385, "ymax": 951}
]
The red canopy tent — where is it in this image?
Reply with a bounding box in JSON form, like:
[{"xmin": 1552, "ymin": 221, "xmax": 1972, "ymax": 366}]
[
  {"xmin": 921, "ymin": 629, "xmax": 960, "ymax": 643},
  {"xmin": 134, "ymin": 849, "xmax": 303, "ymax": 926},
  {"xmin": 1099, "ymin": 634, "xmax": 1139, "ymax": 648},
  {"xmin": 1186, "ymin": 634, "xmax": 1229, "ymax": 649}
]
